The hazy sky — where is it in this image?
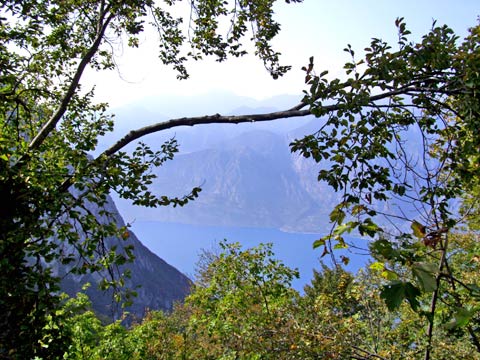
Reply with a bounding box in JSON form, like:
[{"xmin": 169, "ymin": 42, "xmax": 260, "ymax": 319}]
[{"xmin": 84, "ymin": 1, "xmax": 479, "ymax": 108}]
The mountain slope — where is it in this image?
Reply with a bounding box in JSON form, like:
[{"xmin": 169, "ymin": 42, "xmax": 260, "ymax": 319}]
[
  {"xmin": 117, "ymin": 127, "xmax": 334, "ymax": 232},
  {"xmin": 51, "ymin": 193, "xmax": 191, "ymax": 320}
]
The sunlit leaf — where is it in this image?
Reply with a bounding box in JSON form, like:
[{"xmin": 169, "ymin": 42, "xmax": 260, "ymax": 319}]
[
  {"xmin": 411, "ymin": 220, "xmax": 426, "ymax": 238},
  {"xmin": 369, "ymin": 261, "xmax": 384, "ymax": 272},
  {"xmin": 445, "ymin": 307, "xmax": 476, "ymax": 329}
]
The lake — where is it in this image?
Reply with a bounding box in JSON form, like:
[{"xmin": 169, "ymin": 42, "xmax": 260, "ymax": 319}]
[{"xmin": 129, "ymin": 221, "xmax": 371, "ymax": 291}]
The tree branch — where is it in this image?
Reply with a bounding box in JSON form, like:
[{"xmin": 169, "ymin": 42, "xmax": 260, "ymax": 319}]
[
  {"xmin": 55, "ymin": 83, "xmax": 457, "ymax": 196},
  {"xmin": 424, "ymin": 234, "xmax": 450, "ymax": 360},
  {"xmin": 100, "ymin": 83, "xmax": 458, "ymax": 157},
  {"xmin": 101, "ymin": 108, "xmax": 311, "ymax": 157},
  {"xmin": 100, "ymin": 85, "xmax": 426, "ymax": 158}
]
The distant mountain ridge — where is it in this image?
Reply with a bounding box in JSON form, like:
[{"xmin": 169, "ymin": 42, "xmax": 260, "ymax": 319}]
[
  {"xmin": 116, "ymin": 123, "xmax": 337, "ymax": 233},
  {"xmin": 104, "ymin": 93, "xmax": 337, "ymax": 232},
  {"xmin": 110, "ymin": 94, "xmax": 421, "ymax": 235}
]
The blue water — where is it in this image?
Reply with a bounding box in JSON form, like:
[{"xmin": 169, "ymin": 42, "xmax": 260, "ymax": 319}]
[{"xmin": 130, "ymin": 221, "xmax": 371, "ymax": 291}]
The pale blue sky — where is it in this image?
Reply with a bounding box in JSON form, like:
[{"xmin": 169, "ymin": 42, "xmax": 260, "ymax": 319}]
[{"xmin": 85, "ymin": 1, "xmax": 479, "ymax": 108}]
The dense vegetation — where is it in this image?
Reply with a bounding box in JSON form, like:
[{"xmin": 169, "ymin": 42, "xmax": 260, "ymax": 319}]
[
  {"xmin": 62, "ymin": 238, "xmax": 480, "ymax": 359},
  {"xmin": 0, "ymin": 1, "xmax": 302, "ymax": 357},
  {"xmin": 290, "ymin": 18, "xmax": 480, "ymax": 360},
  {"xmin": 1, "ymin": 0, "xmax": 479, "ymax": 358}
]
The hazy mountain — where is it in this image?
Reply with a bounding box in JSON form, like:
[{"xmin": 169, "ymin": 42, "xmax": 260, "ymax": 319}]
[
  {"xmin": 115, "ymin": 124, "xmax": 337, "ymax": 233},
  {"xmin": 107, "ymin": 93, "xmax": 422, "ymax": 234},
  {"xmin": 97, "ymin": 92, "xmax": 309, "ymax": 156},
  {"xmin": 105, "ymin": 93, "xmax": 336, "ymax": 233},
  {"xmin": 51, "ymin": 92, "xmax": 432, "ymax": 320}
]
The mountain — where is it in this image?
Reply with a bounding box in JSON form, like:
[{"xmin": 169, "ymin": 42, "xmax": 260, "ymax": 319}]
[
  {"xmin": 114, "ymin": 123, "xmax": 338, "ymax": 233},
  {"xmin": 50, "ymin": 193, "xmax": 191, "ymax": 321},
  {"xmin": 104, "ymin": 93, "xmax": 346, "ymax": 233},
  {"xmin": 109, "ymin": 94, "xmax": 425, "ymax": 235},
  {"xmin": 96, "ymin": 92, "xmax": 310, "ymax": 157}
]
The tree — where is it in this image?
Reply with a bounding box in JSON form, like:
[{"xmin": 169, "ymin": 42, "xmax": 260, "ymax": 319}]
[
  {"xmin": 291, "ymin": 19, "xmax": 480, "ymax": 359},
  {"xmin": 184, "ymin": 242, "xmax": 299, "ymax": 359},
  {"xmin": 63, "ymin": 242, "xmax": 300, "ymax": 359},
  {"xmin": 297, "ymin": 265, "xmax": 366, "ymax": 359},
  {"xmin": 57, "ymin": 289, "xmax": 104, "ymax": 360},
  {"xmin": 0, "ymin": 1, "xmax": 306, "ymax": 357},
  {"xmin": 63, "ymin": 244, "xmax": 480, "ymax": 359},
  {"xmin": 298, "ymin": 257, "xmax": 480, "ymax": 359}
]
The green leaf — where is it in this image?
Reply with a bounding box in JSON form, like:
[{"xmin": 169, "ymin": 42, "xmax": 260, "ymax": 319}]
[
  {"xmin": 370, "ymin": 239, "xmax": 396, "ymax": 260},
  {"xmin": 358, "ymin": 218, "xmax": 380, "ymax": 237},
  {"xmin": 329, "ymin": 205, "xmax": 346, "ymax": 223},
  {"xmin": 333, "ymin": 240, "xmax": 348, "ymax": 250},
  {"xmin": 381, "ymin": 281, "xmax": 405, "ymax": 311},
  {"xmin": 412, "ymin": 262, "xmax": 437, "ymax": 292},
  {"xmin": 403, "ymin": 282, "xmax": 421, "ymax": 311},
  {"xmin": 369, "ymin": 261, "xmax": 385, "ymax": 272},
  {"xmin": 381, "ymin": 270, "xmax": 398, "ymax": 281},
  {"xmin": 445, "ymin": 307, "xmax": 476, "ymax": 329},
  {"xmin": 333, "ymin": 221, "xmax": 358, "ymax": 236},
  {"xmin": 313, "ymin": 237, "xmax": 325, "ymax": 249},
  {"xmin": 381, "ymin": 281, "xmax": 420, "ymax": 311}
]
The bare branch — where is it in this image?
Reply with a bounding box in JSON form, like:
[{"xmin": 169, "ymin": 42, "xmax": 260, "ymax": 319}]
[
  {"xmin": 101, "ymin": 108, "xmax": 311, "ymax": 157},
  {"xmin": 101, "ymin": 85, "xmax": 428, "ymax": 158}
]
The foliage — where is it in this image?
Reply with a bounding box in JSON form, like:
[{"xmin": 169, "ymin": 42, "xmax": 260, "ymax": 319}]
[
  {"xmin": 62, "ymin": 242, "xmax": 301, "ymax": 360},
  {"xmin": 291, "ymin": 18, "xmax": 480, "ymax": 359},
  {"xmin": 461, "ymin": 183, "xmax": 480, "ymax": 230},
  {"xmin": 2, "ymin": 1, "xmax": 479, "ymax": 358},
  {"xmin": 0, "ymin": 0, "xmax": 303, "ymax": 357},
  {"xmin": 184, "ymin": 241, "xmax": 300, "ymax": 359},
  {"xmin": 58, "ymin": 290, "xmax": 103, "ymax": 360},
  {"xmin": 62, "ymin": 242, "xmax": 480, "ymax": 359},
  {"xmin": 296, "ymin": 265, "xmax": 366, "ymax": 358}
]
